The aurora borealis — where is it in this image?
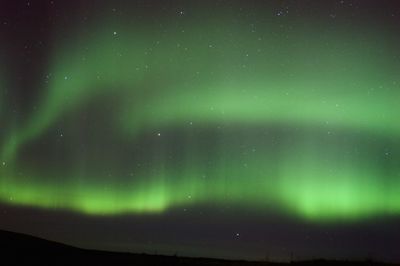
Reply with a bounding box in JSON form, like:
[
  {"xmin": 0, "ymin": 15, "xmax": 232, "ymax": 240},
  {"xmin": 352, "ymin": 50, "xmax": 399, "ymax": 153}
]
[{"xmin": 1, "ymin": 0, "xmax": 400, "ymax": 262}]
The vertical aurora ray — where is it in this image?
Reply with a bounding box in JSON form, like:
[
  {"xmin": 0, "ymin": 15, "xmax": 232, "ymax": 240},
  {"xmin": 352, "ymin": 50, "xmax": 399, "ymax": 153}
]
[
  {"xmin": 277, "ymin": 138, "xmax": 400, "ymax": 221},
  {"xmin": 1, "ymin": 9, "xmax": 400, "ymax": 223},
  {"xmin": 2, "ymin": 125, "xmax": 400, "ymax": 221}
]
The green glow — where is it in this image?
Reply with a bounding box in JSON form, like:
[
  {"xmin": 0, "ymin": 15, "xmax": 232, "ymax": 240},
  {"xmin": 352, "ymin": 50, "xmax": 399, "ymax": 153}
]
[
  {"xmin": 1, "ymin": 144, "xmax": 400, "ymax": 221},
  {"xmin": 1, "ymin": 17, "xmax": 400, "ymax": 222},
  {"xmin": 278, "ymin": 147, "xmax": 400, "ymax": 220}
]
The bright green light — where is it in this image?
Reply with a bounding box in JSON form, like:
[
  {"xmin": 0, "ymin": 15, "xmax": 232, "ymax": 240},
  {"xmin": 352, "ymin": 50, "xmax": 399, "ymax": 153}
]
[{"xmin": 1, "ymin": 18, "xmax": 400, "ymax": 222}]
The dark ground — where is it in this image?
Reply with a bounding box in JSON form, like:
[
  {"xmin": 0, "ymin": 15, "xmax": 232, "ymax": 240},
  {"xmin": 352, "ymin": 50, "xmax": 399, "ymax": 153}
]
[{"xmin": 0, "ymin": 229, "xmax": 397, "ymax": 266}]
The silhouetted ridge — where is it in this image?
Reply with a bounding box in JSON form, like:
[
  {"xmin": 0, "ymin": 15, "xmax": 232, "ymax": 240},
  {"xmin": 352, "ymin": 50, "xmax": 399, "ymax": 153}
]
[{"xmin": 0, "ymin": 230, "xmax": 396, "ymax": 266}]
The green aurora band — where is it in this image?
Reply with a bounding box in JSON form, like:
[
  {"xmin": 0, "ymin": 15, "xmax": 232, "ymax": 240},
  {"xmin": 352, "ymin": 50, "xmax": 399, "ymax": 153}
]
[{"xmin": 1, "ymin": 18, "xmax": 400, "ymax": 222}]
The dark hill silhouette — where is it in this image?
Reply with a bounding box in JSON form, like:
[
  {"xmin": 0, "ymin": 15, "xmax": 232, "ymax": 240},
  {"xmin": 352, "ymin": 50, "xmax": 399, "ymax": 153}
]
[{"xmin": 0, "ymin": 229, "xmax": 396, "ymax": 266}]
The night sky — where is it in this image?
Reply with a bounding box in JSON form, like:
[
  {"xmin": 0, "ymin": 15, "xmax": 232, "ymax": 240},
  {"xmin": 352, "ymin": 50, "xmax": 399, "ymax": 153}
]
[{"xmin": 1, "ymin": 0, "xmax": 400, "ymax": 262}]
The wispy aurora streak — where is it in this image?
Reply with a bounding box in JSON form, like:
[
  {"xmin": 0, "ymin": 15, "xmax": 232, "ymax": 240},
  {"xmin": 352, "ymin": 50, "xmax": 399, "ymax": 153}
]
[{"xmin": 1, "ymin": 17, "xmax": 400, "ymax": 222}]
